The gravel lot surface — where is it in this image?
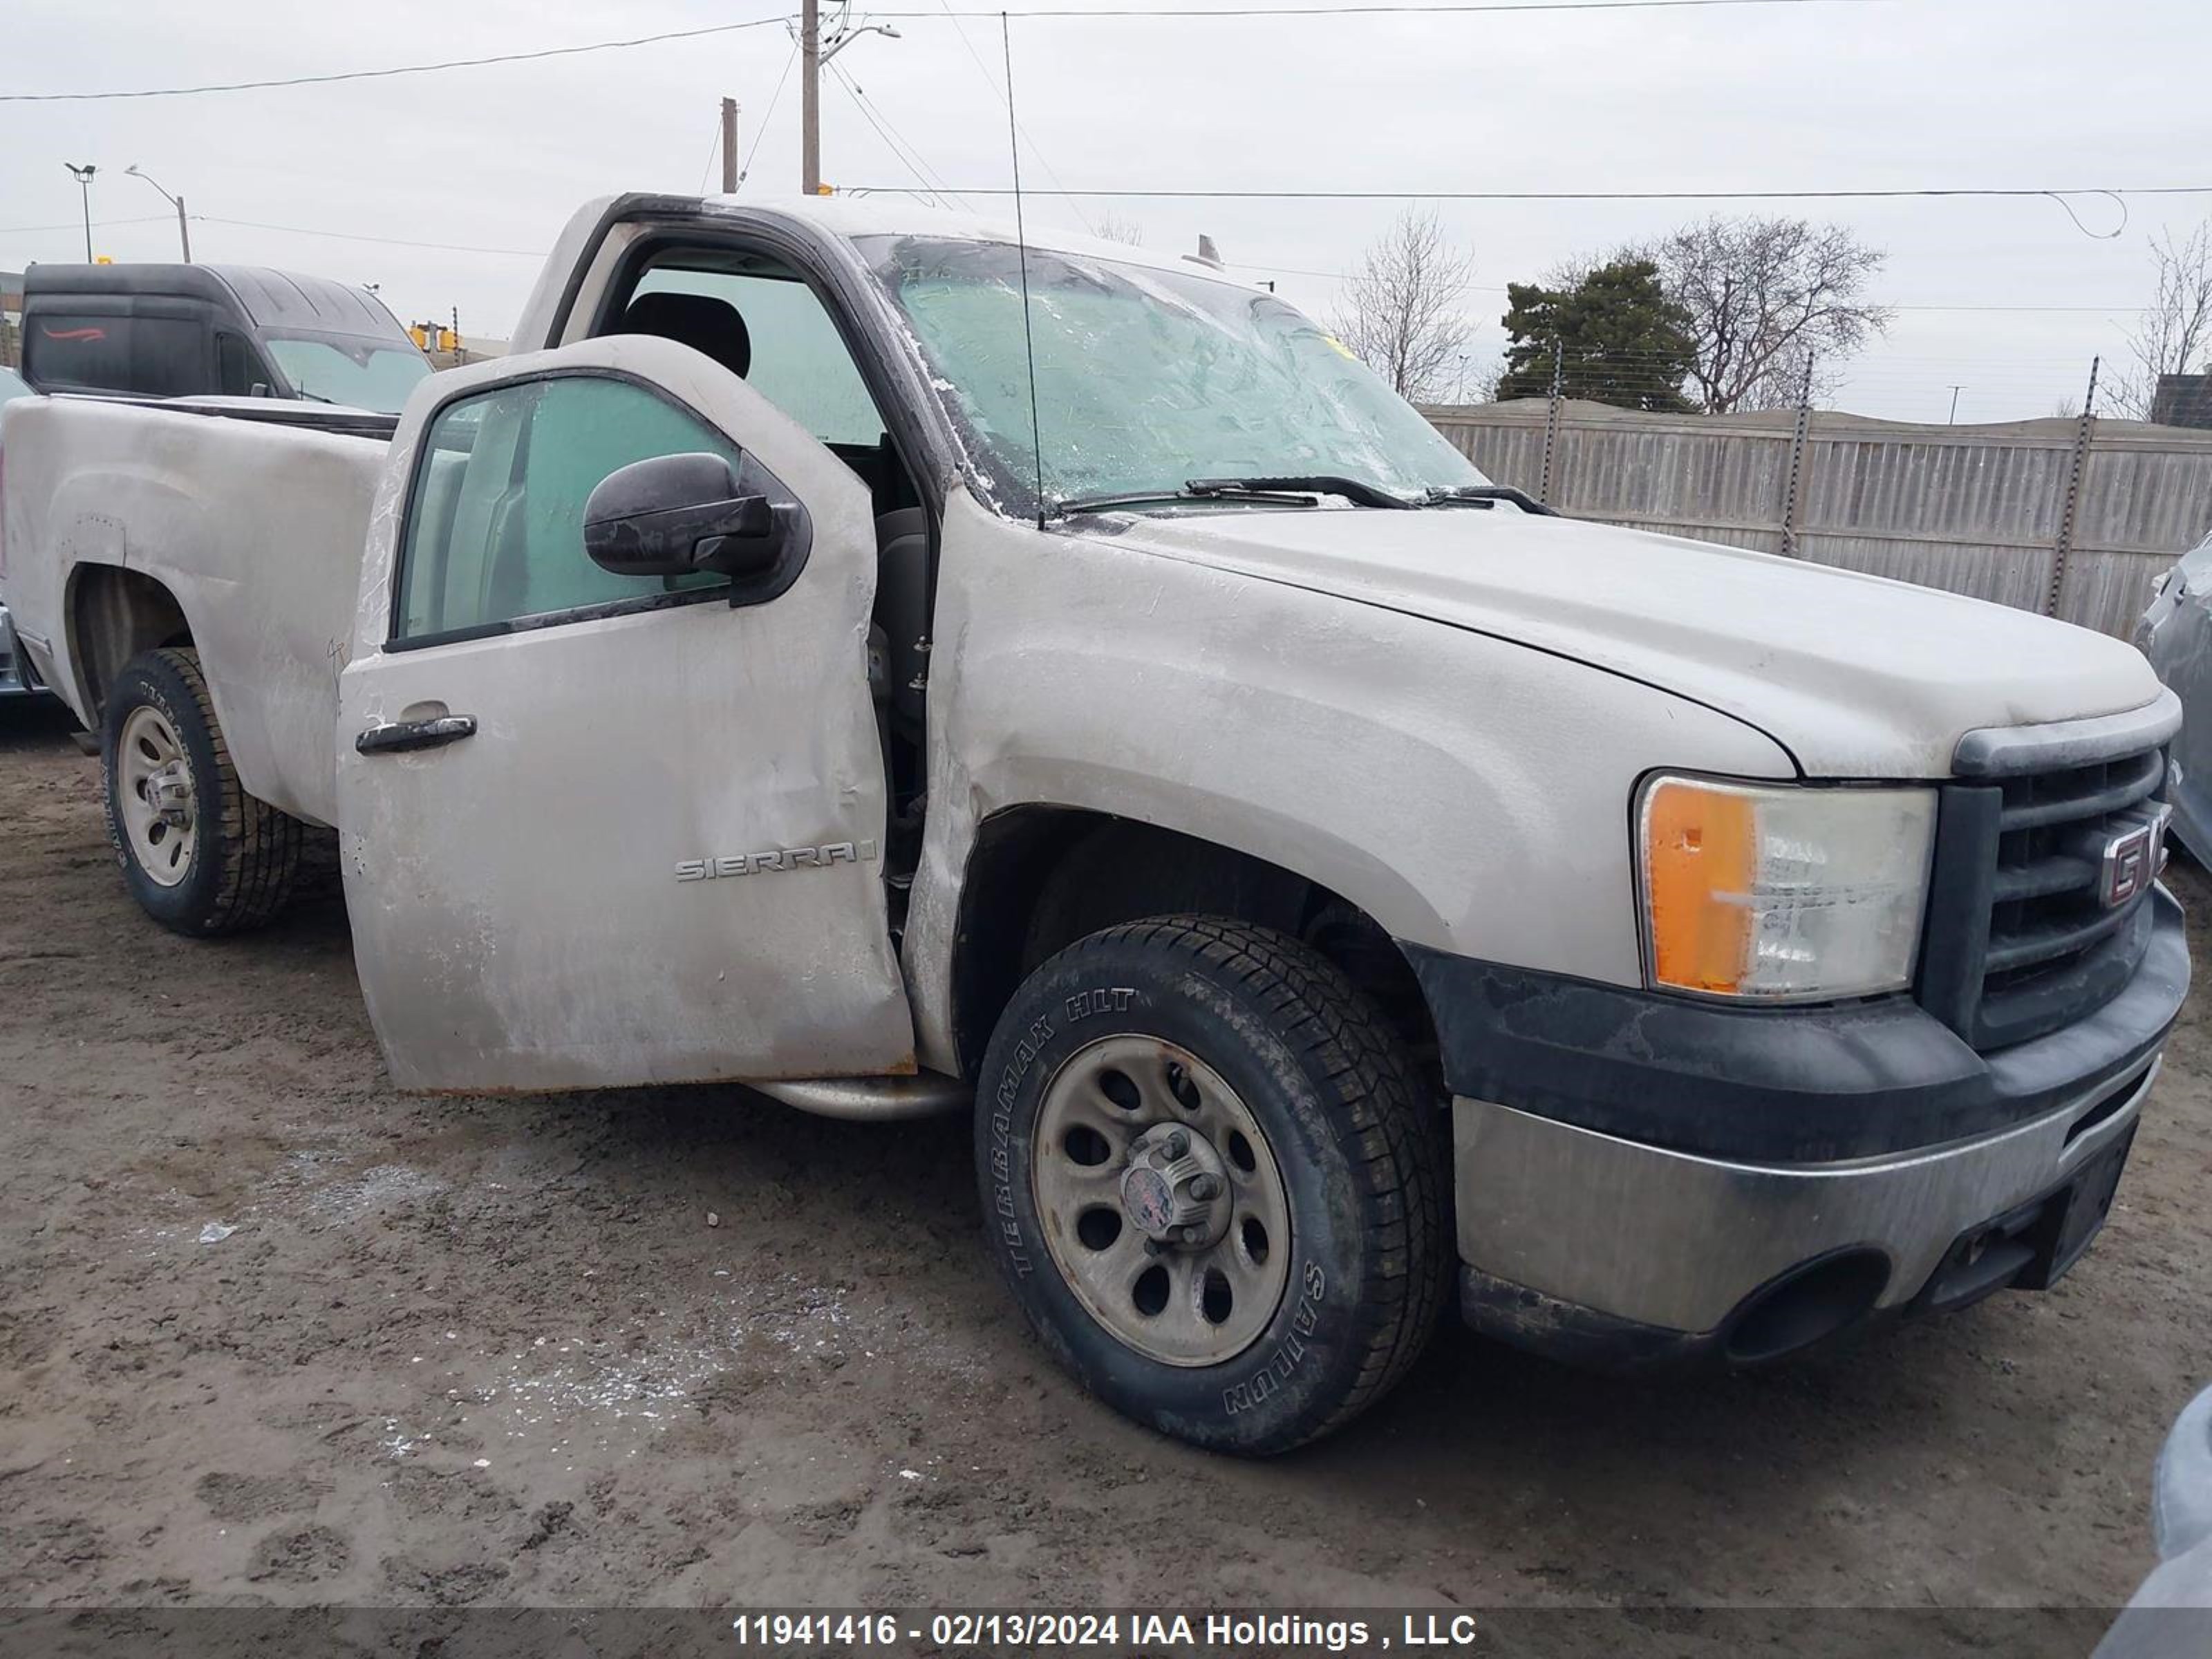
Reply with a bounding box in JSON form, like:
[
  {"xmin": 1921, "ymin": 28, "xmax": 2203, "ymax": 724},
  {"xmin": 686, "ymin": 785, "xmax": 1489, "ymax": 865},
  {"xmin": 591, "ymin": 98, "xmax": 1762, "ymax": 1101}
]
[{"xmin": 1, "ymin": 696, "xmax": 2207, "ymax": 1644}]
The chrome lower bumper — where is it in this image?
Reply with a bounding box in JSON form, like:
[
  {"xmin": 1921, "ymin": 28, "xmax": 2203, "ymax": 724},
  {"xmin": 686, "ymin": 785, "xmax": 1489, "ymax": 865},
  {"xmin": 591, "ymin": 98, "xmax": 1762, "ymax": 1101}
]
[{"xmin": 1454, "ymin": 1054, "xmax": 2159, "ymax": 1338}]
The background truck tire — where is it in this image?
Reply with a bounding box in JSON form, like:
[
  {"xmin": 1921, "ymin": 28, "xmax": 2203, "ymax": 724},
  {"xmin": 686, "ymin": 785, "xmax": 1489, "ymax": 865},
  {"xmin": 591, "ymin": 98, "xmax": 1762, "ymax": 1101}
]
[
  {"xmin": 101, "ymin": 646, "xmax": 303, "ymax": 936},
  {"xmin": 975, "ymin": 915, "xmax": 1449, "ymax": 1454}
]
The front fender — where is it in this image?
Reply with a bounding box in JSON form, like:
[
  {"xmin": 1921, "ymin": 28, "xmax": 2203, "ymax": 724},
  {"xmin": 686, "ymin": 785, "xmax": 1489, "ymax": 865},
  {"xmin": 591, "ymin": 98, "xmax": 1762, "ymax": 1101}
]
[{"xmin": 903, "ymin": 488, "xmax": 1797, "ymax": 1075}]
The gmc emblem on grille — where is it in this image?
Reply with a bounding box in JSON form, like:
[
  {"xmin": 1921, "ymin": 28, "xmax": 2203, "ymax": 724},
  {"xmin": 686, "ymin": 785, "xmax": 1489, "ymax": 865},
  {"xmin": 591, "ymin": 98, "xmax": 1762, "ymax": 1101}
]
[{"xmin": 2097, "ymin": 805, "xmax": 2172, "ymax": 910}]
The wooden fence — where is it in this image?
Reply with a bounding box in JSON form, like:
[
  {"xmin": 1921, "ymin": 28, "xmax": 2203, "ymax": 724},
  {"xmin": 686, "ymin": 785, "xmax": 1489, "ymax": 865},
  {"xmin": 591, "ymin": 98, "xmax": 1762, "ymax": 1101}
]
[{"xmin": 1425, "ymin": 399, "xmax": 2212, "ymax": 638}]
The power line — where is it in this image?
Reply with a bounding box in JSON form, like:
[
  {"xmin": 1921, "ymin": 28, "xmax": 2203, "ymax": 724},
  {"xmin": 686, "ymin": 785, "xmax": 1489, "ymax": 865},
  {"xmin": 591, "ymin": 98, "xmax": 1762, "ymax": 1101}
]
[
  {"xmin": 932, "ymin": 0, "xmax": 1096, "ymax": 234},
  {"xmin": 1218, "ymin": 261, "xmax": 2137, "ymax": 314},
  {"xmin": 827, "ymin": 62, "xmax": 966, "ymax": 209},
  {"xmin": 899, "ymin": 0, "xmax": 1872, "ymax": 15},
  {"xmin": 0, "ymin": 0, "xmax": 1872, "ymax": 102},
  {"xmin": 698, "ymin": 113, "xmax": 730, "ymax": 197},
  {"xmin": 194, "ymin": 216, "xmax": 542, "ymax": 256},
  {"xmin": 0, "ymin": 14, "xmax": 791, "ymax": 102},
  {"xmin": 3, "ymin": 209, "xmax": 2148, "ymax": 323},
  {"xmin": 850, "ymin": 183, "xmax": 2212, "ymax": 203},
  {"xmin": 735, "ymin": 36, "xmax": 802, "ymax": 192},
  {"xmin": 0, "ymin": 214, "xmax": 178, "ymax": 235}
]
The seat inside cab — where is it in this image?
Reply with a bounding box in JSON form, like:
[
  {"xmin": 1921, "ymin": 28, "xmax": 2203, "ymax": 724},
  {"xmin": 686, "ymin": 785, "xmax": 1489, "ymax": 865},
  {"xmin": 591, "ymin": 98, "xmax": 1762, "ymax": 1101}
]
[{"xmin": 603, "ymin": 248, "xmax": 934, "ymax": 929}]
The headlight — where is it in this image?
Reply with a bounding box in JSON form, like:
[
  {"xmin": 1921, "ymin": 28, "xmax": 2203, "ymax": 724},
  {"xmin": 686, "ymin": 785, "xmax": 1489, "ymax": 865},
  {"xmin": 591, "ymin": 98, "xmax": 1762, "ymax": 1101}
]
[{"xmin": 1636, "ymin": 776, "xmax": 1936, "ymax": 1002}]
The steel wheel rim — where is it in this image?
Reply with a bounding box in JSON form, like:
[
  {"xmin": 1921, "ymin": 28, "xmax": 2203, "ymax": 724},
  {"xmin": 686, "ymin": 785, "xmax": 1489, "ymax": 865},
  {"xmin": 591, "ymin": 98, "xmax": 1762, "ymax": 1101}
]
[
  {"xmin": 1032, "ymin": 1033, "xmax": 1293, "ymax": 1368},
  {"xmin": 116, "ymin": 706, "xmax": 197, "ymax": 888}
]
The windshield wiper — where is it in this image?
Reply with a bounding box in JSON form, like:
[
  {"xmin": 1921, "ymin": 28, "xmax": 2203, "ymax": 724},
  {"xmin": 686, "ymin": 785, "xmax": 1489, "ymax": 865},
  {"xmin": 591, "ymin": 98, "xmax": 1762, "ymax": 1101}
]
[
  {"xmin": 1421, "ymin": 483, "xmax": 1559, "ymax": 516},
  {"xmin": 1188, "ymin": 475, "xmax": 1416, "ymax": 510},
  {"xmin": 1051, "ymin": 485, "xmax": 1319, "ymax": 518}
]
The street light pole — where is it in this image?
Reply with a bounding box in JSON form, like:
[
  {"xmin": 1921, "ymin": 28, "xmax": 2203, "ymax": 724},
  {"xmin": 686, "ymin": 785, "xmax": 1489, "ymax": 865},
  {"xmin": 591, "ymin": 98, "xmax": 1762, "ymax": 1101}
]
[
  {"xmin": 125, "ymin": 166, "xmax": 191, "ymax": 262},
  {"xmin": 62, "ymin": 162, "xmax": 97, "ymax": 261}
]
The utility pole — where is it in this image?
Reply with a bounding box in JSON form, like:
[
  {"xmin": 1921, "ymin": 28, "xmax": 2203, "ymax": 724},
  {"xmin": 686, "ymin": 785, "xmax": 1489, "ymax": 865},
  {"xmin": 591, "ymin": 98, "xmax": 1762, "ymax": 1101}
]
[
  {"xmin": 803, "ymin": 10, "xmax": 899, "ymax": 194},
  {"xmin": 800, "ymin": 0, "xmax": 821, "ymax": 195},
  {"xmin": 720, "ymin": 97, "xmax": 740, "ymax": 194},
  {"xmin": 125, "ymin": 166, "xmax": 191, "ymax": 262},
  {"xmin": 1947, "ymin": 384, "xmax": 1965, "ymax": 424},
  {"xmin": 63, "ymin": 162, "xmax": 97, "ymax": 261}
]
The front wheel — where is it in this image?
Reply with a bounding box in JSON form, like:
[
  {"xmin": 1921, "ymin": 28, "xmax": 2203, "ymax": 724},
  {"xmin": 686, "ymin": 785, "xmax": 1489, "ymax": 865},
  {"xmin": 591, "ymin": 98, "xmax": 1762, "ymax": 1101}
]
[
  {"xmin": 102, "ymin": 646, "xmax": 303, "ymax": 935},
  {"xmin": 975, "ymin": 915, "xmax": 1449, "ymax": 1454}
]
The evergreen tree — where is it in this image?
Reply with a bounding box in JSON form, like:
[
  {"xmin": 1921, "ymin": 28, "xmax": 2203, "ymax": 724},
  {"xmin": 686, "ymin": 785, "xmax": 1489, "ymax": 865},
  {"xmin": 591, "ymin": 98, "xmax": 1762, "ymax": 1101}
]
[{"xmin": 1497, "ymin": 259, "xmax": 1697, "ymax": 412}]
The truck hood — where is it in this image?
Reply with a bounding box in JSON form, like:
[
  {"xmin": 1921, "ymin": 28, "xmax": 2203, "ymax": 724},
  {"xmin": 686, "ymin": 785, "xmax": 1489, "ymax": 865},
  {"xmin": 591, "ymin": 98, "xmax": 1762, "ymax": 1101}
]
[{"xmin": 1092, "ymin": 507, "xmax": 2164, "ymax": 778}]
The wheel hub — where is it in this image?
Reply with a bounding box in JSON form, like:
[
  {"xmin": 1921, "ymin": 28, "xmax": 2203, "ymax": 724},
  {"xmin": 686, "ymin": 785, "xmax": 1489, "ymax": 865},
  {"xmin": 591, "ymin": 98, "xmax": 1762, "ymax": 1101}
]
[
  {"xmin": 1029, "ymin": 1033, "xmax": 1293, "ymax": 1368},
  {"xmin": 114, "ymin": 704, "xmax": 199, "ymax": 888},
  {"xmin": 146, "ymin": 762, "xmax": 194, "ymax": 827},
  {"xmin": 1119, "ymin": 1124, "xmax": 1230, "ymax": 1246}
]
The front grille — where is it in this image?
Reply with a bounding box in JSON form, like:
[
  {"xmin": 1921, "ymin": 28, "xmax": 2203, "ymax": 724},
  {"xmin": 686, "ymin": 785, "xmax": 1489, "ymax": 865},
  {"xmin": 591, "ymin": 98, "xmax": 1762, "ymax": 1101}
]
[{"xmin": 1918, "ymin": 700, "xmax": 2177, "ymax": 1053}]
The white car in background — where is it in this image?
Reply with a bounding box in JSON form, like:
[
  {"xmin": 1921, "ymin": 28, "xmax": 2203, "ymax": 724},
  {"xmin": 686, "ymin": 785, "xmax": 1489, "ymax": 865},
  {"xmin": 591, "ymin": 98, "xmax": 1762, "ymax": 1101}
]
[
  {"xmin": 2139, "ymin": 530, "xmax": 2212, "ymax": 864},
  {"xmin": 2096, "ymin": 1385, "xmax": 2212, "ymax": 1653}
]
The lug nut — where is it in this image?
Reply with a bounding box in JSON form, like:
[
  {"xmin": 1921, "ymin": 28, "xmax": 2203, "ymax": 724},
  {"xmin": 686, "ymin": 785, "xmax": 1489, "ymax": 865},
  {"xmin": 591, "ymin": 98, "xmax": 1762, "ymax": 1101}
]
[
  {"xmin": 1163, "ymin": 1130, "xmax": 1190, "ymax": 1159},
  {"xmin": 1189, "ymin": 1174, "xmax": 1221, "ymax": 1201},
  {"xmin": 1179, "ymin": 1224, "xmax": 1206, "ymax": 1244}
]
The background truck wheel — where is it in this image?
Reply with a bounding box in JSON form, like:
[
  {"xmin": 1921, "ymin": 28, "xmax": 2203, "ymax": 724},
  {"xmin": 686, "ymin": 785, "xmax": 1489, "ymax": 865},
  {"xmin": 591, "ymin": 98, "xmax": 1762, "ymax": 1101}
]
[
  {"xmin": 101, "ymin": 646, "xmax": 302, "ymax": 936},
  {"xmin": 975, "ymin": 915, "xmax": 1449, "ymax": 1455}
]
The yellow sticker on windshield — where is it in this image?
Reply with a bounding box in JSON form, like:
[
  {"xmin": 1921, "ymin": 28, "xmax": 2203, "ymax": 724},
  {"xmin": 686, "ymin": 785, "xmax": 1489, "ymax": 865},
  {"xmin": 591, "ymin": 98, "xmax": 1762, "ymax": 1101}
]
[{"xmin": 1321, "ymin": 335, "xmax": 1357, "ymax": 359}]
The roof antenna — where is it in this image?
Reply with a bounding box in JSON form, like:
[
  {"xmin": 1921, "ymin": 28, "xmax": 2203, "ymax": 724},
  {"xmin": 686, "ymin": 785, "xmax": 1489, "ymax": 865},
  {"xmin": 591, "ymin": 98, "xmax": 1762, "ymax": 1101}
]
[{"xmin": 1002, "ymin": 11, "xmax": 1048, "ymax": 529}]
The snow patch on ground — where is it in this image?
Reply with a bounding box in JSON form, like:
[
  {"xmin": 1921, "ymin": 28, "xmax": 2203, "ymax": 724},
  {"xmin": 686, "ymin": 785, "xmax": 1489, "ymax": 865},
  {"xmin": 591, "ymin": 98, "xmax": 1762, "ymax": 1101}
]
[{"xmin": 463, "ymin": 1276, "xmax": 862, "ymax": 1447}]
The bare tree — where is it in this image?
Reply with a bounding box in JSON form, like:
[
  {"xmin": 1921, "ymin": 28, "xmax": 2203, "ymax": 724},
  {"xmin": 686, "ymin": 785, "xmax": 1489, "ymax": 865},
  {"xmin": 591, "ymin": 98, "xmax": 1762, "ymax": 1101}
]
[
  {"xmin": 1330, "ymin": 208, "xmax": 1477, "ymax": 402},
  {"xmin": 1640, "ymin": 216, "xmax": 1890, "ymax": 412},
  {"xmin": 2110, "ymin": 221, "xmax": 2212, "ymax": 420},
  {"xmin": 1094, "ymin": 213, "xmax": 1144, "ymax": 246}
]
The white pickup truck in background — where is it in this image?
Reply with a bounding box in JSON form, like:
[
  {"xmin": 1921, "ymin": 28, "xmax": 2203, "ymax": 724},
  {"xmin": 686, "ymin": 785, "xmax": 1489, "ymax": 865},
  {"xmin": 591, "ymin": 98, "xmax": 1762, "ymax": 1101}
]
[{"xmin": 0, "ymin": 193, "xmax": 2190, "ymax": 1454}]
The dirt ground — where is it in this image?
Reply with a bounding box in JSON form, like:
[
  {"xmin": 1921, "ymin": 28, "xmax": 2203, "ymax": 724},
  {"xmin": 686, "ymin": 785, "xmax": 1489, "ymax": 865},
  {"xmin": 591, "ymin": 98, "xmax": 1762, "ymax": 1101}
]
[{"xmin": 2, "ymin": 693, "xmax": 2209, "ymax": 1632}]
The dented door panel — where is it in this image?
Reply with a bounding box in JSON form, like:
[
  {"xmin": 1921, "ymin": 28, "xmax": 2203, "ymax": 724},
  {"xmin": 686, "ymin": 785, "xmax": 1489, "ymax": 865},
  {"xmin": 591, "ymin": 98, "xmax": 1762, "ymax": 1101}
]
[{"xmin": 337, "ymin": 335, "xmax": 912, "ymax": 1092}]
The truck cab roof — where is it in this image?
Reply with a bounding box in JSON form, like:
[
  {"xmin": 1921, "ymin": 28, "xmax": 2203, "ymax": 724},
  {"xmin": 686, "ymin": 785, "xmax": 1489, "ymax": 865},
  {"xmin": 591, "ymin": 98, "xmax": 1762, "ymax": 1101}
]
[
  {"xmin": 20, "ymin": 261, "xmax": 427, "ymax": 410},
  {"xmin": 24, "ymin": 261, "xmax": 414, "ymax": 344}
]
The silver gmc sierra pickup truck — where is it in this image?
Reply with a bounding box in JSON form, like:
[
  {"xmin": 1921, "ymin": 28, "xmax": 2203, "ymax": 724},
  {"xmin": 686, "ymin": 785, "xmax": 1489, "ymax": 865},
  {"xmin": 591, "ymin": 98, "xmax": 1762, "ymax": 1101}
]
[{"xmin": 0, "ymin": 193, "xmax": 2188, "ymax": 1453}]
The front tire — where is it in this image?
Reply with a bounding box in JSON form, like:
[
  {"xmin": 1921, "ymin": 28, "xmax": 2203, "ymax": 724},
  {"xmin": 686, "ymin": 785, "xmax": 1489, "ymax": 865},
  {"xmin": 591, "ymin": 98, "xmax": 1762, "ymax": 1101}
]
[
  {"xmin": 102, "ymin": 646, "xmax": 302, "ymax": 935},
  {"xmin": 975, "ymin": 915, "xmax": 1448, "ymax": 1454}
]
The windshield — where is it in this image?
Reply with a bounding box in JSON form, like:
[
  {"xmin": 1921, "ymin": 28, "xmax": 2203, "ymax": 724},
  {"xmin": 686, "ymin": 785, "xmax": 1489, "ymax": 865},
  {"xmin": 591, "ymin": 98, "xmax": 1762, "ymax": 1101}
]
[
  {"xmin": 262, "ymin": 335, "xmax": 431, "ymax": 415},
  {"xmin": 859, "ymin": 234, "xmax": 1486, "ymax": 516}
]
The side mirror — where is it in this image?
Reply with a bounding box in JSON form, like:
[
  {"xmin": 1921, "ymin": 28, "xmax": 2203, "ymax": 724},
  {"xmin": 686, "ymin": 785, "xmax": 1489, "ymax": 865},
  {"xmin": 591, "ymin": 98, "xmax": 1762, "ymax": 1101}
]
[{"xmin": 583, "ymin": 451, "xmax": 791, "ymax": 581}]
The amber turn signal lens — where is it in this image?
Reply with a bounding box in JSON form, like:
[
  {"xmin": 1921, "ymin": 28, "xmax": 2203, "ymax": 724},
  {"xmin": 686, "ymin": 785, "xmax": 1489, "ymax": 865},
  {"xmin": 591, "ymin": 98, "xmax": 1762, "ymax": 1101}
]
[{"xmin": 1642, "ymin": 778, "xmax": 1757, "ymax": 994}]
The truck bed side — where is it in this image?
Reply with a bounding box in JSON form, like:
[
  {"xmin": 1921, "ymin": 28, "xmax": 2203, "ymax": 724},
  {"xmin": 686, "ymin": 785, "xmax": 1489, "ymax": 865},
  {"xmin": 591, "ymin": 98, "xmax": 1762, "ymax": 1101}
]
[{"xmin": 1, "ymin": 396, "xmax": 388, "ymax": 827}]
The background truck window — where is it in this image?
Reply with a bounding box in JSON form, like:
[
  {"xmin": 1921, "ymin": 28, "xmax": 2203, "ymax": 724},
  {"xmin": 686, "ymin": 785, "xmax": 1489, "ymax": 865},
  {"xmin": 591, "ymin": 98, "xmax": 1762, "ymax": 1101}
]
[
  {"xmin": 25, "ymin": 314, "xmax": 208, "ymax": 397},
  {"xmin": 261, "ymin": 336, "xmax": 431, "ymax": 415},
  {"xmin": 631, "ymin": 266, "xmax": 886, "ymax": 448},
  {"xmin": 393, "ymin": 375, "xmax": 736, "ymax": 641},
  {"xmin": 216, "ymin": 333, "xmax": 265, "ymax": 397}
]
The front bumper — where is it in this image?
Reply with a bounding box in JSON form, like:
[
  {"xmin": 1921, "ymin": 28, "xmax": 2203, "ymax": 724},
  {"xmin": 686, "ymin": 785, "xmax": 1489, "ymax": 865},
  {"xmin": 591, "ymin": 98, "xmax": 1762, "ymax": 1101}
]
[{"xmin": 1414, "ymin": 885, "xmax": 2188, "ymax": 1367}]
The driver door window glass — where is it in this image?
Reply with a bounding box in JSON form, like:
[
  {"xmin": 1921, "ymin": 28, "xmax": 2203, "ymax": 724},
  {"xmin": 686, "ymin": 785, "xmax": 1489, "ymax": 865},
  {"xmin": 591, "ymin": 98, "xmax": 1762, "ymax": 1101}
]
[
  {"xmin": 394, "ymin": 375, "xmax": 737, "ymax": 641},
  {"xmin": 631, "ymin": 267, "xmax": 886, "ymax": 447}
]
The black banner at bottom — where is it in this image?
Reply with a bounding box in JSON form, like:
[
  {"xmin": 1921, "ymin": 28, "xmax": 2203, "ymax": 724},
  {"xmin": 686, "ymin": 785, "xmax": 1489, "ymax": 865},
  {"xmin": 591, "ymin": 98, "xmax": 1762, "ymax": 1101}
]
[{"xmin": 0, "ymin": 1606, "xmax": 2198, "ymax": 1659}]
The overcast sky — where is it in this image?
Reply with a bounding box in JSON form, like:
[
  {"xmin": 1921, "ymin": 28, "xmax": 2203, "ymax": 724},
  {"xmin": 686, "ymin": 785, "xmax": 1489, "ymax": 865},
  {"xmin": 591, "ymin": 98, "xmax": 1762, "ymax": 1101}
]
[{"xmin": 3, "ymin": 0, "xmax": 2204, "ymax": 422}]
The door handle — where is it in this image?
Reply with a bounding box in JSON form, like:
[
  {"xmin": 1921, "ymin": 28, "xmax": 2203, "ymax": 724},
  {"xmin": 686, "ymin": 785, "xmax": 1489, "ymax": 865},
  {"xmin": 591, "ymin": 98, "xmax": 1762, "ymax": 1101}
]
[{"xmin": 355, "ymin": 715, "xmax": 476, "ymax": 755}]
